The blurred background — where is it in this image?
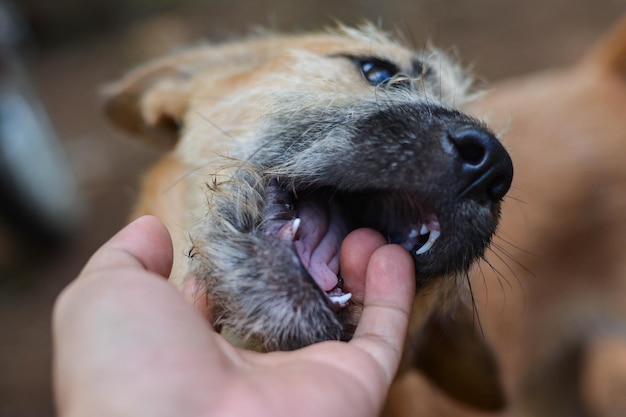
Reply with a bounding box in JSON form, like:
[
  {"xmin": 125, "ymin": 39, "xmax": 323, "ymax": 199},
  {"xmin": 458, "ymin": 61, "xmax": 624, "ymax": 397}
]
[{"xmin": 0, "ymin": 0, "xmax": 624, "ymax": 415}]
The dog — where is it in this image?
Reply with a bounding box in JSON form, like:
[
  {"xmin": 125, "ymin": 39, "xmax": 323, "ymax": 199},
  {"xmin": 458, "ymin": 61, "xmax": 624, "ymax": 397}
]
[
  {"xmin": 104, "ymin": 24, "xmax": 513, "ymax": 411},
  {"xmin": 386, "ymin": 15, "xmax": 626, "ymax": 417}
]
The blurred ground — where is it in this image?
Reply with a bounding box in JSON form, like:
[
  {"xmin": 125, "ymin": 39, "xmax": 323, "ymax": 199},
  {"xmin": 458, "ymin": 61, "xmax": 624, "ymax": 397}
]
[{"xmin": 1, "ymin": 0, "xmax": 624, "ymax": 415}]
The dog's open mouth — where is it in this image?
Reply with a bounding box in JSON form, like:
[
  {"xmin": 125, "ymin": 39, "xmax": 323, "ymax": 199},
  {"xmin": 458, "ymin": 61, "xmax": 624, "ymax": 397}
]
[{"xmin": 262, "ymin": 178, "xmax": 441, "ymax": 309}]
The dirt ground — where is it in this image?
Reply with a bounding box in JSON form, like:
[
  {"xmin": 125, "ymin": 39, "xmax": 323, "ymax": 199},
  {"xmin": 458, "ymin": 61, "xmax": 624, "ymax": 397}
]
[{"xmin": 1, "ymin": 0, "xmax": 624, "ymax": 415}]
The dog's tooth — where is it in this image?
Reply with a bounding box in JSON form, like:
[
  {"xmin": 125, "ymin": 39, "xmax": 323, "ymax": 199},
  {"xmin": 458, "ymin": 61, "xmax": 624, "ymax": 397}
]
[
  {"xmin": 329, "ymin": 292, "xmax": 352, "ymax": 307},
  {"xmin": 408, "ymin": 229, "xmax": 418, "ymax": 239},
  {"xmin": 415, "ymin": 230, "xmax": 441, "ymax": 255},
  {"xmin": 276, "ymin": 218, "xmax": 301, "ymax": 241},
  {"xmin": 415, "ymin": 240, "xmax": 433, "ymax": 255},
  {"xmin": 291, "ymin": 218, "xmax": 301, "ymax": 239},
  {"xmin": 419, "ymin": 224, "xmax": 429, "ymax": 235}
]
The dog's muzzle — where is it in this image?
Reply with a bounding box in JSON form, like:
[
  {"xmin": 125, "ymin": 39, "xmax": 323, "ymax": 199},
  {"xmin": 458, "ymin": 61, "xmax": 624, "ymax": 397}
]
[{"xmin": 258, "ymin": 104, "xmax": 513, "ymax": 309}]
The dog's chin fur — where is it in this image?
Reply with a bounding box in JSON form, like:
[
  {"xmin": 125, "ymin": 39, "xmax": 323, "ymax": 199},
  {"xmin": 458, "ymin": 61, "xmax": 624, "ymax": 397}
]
[{"xmin": 106, "ymin": 23, "xmax": 511, "ymax": 410}]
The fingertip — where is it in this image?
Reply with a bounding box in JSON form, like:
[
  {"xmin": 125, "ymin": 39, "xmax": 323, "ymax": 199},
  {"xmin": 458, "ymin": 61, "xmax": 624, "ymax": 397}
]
[
  {"xmin": 114, "ymin": 215, "xmax": 174, "ymax": 277},
  {"xmin": 365, "ymin": 244, "xmax": 415, "ymax": 309},
  {"xmin": 340, "ymin": 228, "xmax": 387, "ymax": 301},
  {"xmin": 83, "ymin": 215, "xmax": 174, "ymax": 278},
  {"xmin": 130, "ymin": 215, "xmax": 171, "ymax": 238}
]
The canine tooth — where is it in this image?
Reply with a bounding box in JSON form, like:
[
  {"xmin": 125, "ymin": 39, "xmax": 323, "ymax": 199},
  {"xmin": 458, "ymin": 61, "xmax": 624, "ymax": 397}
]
[
  {"xmin": 419, "ymin": 224, "xmax": 429, "ymax": 235},
  {"xmin": 415, "ymin": 229, "xmax": 441, "ymax": 255},
  {"xmin": 277, "ymin": 218, "xmax": 301, "ymax": 241},
  {"xmin": 408, "ymin": 229, "xmax": 418, "ymax": 239},
  {"xmin": 291, "ymin": 218, "xmax": 301, "ymax": 239},
  {"xmin": 329, "ymin": 292, "xmax": 352, "ymax": 307},
  {"xmin": 415, "ymin": 240, "xmax": 433, "ymax": 255}
]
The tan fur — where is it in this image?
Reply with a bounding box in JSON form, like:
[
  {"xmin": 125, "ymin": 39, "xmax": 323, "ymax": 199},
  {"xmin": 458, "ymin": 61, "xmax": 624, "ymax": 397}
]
[{"xmin": 106, "ymin": 24, "xmax": 512, "ymax": 413}]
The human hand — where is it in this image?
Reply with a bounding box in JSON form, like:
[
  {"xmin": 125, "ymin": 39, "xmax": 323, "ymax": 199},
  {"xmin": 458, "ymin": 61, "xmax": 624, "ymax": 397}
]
[{"xmin": 53, "ymin": 216, "xmax": 415, "ymax": 417}]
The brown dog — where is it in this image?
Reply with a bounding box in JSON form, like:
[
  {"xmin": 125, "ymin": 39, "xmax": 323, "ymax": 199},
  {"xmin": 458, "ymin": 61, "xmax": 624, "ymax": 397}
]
[
  {"xmin": 386, "ymin": 15, "xmax": 626, "ymax": 417},
  {"xmin": 105, "ymin": 25, "xmax": 513, "ymax": 411}
]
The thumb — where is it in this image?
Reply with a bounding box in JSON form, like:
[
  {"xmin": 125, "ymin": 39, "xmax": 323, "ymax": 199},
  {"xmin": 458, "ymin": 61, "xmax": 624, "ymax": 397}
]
[
  {"xmin": 351, "ymin": 244, "xmax": 416, "ymax": 383},
  {"xmin": 81, "ymin": 215, "xmax": 173, "ymax": 278}
]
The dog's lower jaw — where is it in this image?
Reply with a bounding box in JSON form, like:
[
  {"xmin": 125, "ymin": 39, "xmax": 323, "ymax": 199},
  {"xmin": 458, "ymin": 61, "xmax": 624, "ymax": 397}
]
[
  {"xmin": 197, "ymin": 230, "xmax": 352, "ymax": 351},
  {"xmin": 187, "ymin": 166, "xmax": 495, "ymax": 352}
]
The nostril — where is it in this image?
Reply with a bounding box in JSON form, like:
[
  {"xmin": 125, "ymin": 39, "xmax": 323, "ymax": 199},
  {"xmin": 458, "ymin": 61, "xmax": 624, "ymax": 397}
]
[
  {"xmin": 457, "ymin": 142, "xmax": 486, "ymax": 166},
  {"xmin": 447, "ymin": 125, "xmax": 514, "ymax": 203},
  {"xmin": 488, "ymin": 173, "xmax": 512, "ymax": 202},
  {"xmin": 448, "ymin": 127, "xmax": 491, "ymax": 168}
]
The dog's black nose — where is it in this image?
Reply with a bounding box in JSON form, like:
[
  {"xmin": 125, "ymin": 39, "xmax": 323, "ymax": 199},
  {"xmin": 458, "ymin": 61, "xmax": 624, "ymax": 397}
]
[{"xmin": 448, "ymin": 126, "xmax": 513, "ymax": 203}]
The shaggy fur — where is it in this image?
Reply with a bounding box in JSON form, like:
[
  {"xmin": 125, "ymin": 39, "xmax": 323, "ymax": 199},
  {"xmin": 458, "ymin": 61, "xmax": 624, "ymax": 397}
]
[{"xmin": 105, "ymin": 24, "xmax": 512, "ymax": 409}]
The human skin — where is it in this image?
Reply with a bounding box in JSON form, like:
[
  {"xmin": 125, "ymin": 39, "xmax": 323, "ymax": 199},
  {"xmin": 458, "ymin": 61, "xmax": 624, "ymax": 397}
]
[{"xmin": 52, "ymin": 216, "xmax": 416, "ymax": 417}]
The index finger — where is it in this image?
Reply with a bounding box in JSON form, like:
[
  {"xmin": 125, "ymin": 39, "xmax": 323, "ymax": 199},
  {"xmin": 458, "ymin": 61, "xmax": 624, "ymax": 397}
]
[{"xmin": 350, "ymin": 244, "xmax": 415, "ymax": 383}]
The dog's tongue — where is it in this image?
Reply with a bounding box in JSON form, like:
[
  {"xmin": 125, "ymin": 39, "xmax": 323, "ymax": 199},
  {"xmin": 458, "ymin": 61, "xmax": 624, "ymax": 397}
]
[{"xmin": 293, "ymin": 199, "xmax": 347, "ymax": 292}]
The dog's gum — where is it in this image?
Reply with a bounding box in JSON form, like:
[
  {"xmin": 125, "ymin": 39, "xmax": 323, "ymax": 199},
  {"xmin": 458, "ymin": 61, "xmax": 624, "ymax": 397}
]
[{"xmin": 276, "ymin": 218, "xmax": 301, "ymax": 241}]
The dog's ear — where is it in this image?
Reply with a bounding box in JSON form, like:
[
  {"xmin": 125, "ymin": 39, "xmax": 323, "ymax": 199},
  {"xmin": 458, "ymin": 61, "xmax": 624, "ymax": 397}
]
[
  {"xmin": 102, "ymin": 50, "xmax": 209, "ymax": 148},
  {"xmin": 411, "ymin": 301, "xmax": 506, "ymax": 411},
  {"xmin": 105, "ymin": 42, "xmax": 265, "ymax": 148},
  {"xmin": 103, "ymin": 37, "xmax": 286, "ymax": 147},
  {"xmin": 584, "ymin": 14, "xmax": 626, "ymax": 76},
  {"xmin": 103, "ymin": 38, "xmax": 288, "ymax": 147}
]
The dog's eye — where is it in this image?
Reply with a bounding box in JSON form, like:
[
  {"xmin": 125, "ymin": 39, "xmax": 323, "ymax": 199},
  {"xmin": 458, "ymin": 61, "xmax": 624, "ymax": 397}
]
[{"xmin": 359, "ymin": 59, "xmax": 399, "ymax": 86}]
